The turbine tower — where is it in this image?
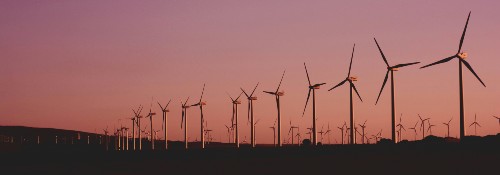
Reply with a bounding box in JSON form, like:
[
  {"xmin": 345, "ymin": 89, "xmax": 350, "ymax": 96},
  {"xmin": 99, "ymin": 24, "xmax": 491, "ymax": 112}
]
[
  {"xmin": 302, "ymin": 63, "xmax": 326, "ymax": 146},
  {"xmin": 191, "ymin": 84, "xmax": 207, "ymax": 149},
  {"xmin": 373, "ymin": 38, "xmax": 420, "ymax": 143},
  {"xmin": 157, "ymin": 99, "xmax": 171, "ymax": 150},
  {"xmin": 241, "ymin": 83, "xmax": 259, "ymax": 148},
  {"xmin": 180, "ymin": 97, "xmax": 190, "ymax": 149},
  {"xmin": 263, "ymin": 70, "xmax": 286, "ymax": 147},
  {"xmin": 420, "ymin": 12, "xmax": 486, "ymax": 140},
  {"xmin": 329, "ymin": 44, "xmax": 363, "ymax": 145}
]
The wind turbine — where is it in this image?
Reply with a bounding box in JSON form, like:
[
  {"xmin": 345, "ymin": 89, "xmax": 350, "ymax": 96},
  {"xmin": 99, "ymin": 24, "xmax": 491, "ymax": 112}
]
[
  {"xmin": 396, "ymin": 114, "xmax": 405, "ymax": 142},
  {"xmin": 228, "ymin": 92, "xmax": 243, "ymax": 148},
  {"xmin": 328, "ymin": 44, "xmax": 363, "ymax": 145},
  {"xmin": 145, "ymin": 103, "xmax": 157, "ymax": 150},
  {"xmin": 418, "ymin": 114, "xmax": 430, "ymax": 139},
  {"xmin": 132, "ymin": 105, "xmax": 144, "ymax": 150},
  {"xmin": 263, "ymin": 70, "xmax": 286, "ymax": 147},
  {"xmin": 318, "ymin": 125, "xmax": 325, "ymax": 144},
  {"xmin": 191, "ymin": 84, "xmax": 207, "ymax": 149},
  {"xmin": 358, "ymin": 120, "xmax": 367, "ymax": 144},
  {"xmin": 420, "ymin": 12, "xmax": 486, "ymax": 140},
  {"xmin": 408, "ymin": 121, "xmax": 419, "ymax": 141},
  {"xmin": 253, "ymin": 119, "xmax": 261, "ymax": 145},
  {"xmin": 427, "ymin": 120, "xmax": 435, "ymax": 136},
  {"xmin": 157, "ymin": 99, "xmax": 171, "ymax": 150},
  {"xmin": 241, "ymin": 83, "xmax": 259, "ymax": 148},
  {"xmin": 374, "ymin": 38, "xmax": 420, "ymax": 143},
  {"xmin": 269, "ymin": 118, "xmax": 277, "ymax": 147},
  {"xmin": 224, "ymin": 124, "xmax": 232, "ymax": 143},
  {"xmin": 442, "ymin": 117, "xmax": 453, "ymax": 137},
  {"xmin": 493, "ymin": 116, "xmax": 500, "ymax": 133},
  {"xmin": 180, "ymin": 97, "xmax": 190, "ymax": 149},
  {"xmin": 127, "ymin": 117, "xmax": 136, "ymax": 150},
  {"xmin": 103, "ymin": 127, "xmax": 109, "ymax": 151},
  {"xmin": 302, "ymin": 63, "xmax": 326, "ymax": 146},
  {"xmin": 288, "ymin": 120, "xmax": 298, "ymax": 145},
  {"xmin": 325, "ymin": 123, "xmax": 332, "ymax": 144},
  {"xmin": 337, "ymin": 122, "xmax": 346, "ymax": 144},
  {"xmin": 469, "ymin": 114, "xmax": 481, "ymax": 136}
]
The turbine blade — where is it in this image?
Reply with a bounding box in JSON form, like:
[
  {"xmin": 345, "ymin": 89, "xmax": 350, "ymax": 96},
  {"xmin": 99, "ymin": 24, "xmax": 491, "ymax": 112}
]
[
  {"xmin": 420, "ymin": 56, "xmax": 456, "ymax": 69},
  {"xmin": 263, "ymin": 91, "xmax": 275, "ymax": 95},
  {"xmin": 184, "ymin": 97, "xmax": 190, "ymax": 106},
  {"xmin": 302, "ymin": 89, "xmax": 312, "ymax": 117},
  {"xmin": 241, "ymin": 88, "xmax": 249, "ymax": 98},
  {"xmin": 374, "ymin": 38, "xmax": 389, "ymax": 67},
  {"xmin": 459, "ymin": 12, "xmax": 471, "ymax": 53},
  {"xmin": 226, "ymin": 92, "xmax": 235, "ymax": 102},
  {"xmin": 375, "ymin": 70, "xmax": 390, "ymax": 105},
  {"xmin": 157, "ymin": 101, "xmax": 163, "ymax": 110},
  {"xmin": 250, "ymin": 82, "xmax": 259, "ymax": 96},
  {"xmin": 461, "ymin": 59, "xmax": 486, "ymax": 87},
  {"xmin": 276, "ymin": 69, "xmax": 286, "ymax": 92},
  {"xmin": 348, "ymin": 44, "xmax": 355, "ymax": 77},
  {"xmin": 200, "ymin": 83, "xmax": 206, "ymax": 101},
  {"xmin": 392, "ymin": 62, "xmax": 420, "ymax": 68},
  {"xmin": 166, "ymin": 99, "xmax": 172, "ymax": 108},
  {"xmin": 351, "ymin": 82, "xmax": 363, "ymax": 102},
  {"xmin": 304, "ymin": 63, "xmax": 312, "ymax": 86},
  {"xmin": 236, "ymin": 91, "xmax": 244, "ymax": 100},
  {"xmin": 328, "ymin": 80, "xmax": 347, "ymax": 91}
]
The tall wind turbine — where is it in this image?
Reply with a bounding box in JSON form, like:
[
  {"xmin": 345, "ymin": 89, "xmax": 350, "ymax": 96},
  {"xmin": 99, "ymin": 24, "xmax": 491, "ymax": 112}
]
[
  {"xmin": 442, "ymin": 117, "xmax": 453, "ymax": 137},
  {"xmin": 374, "ymin": 38, "xmax": 420, "ymax": 143},
  {"xmin": 180, "ymin": 97, "xmax": 190, "ymax": 149},
  {"xmin": 241, "ymin": 83, "xmax": 259, "ymax": 148},
  {"xmin": 228, "ymin": 92, "xmax": 243, "ymax": 148},
  {"xmin": 191, "ymin": 84, "xmax": 207, "ymax": 149},
  {"xmin": 328, "ymin": 44, "xmax": 363, "ymax": 145},
  {"xmin": 157, "ymin": 99, "xmax": 171, "ymax": 150},
  {"xmin": 420, "ymin": 12, "xmax": 486, "ymax": 140},
  {"xmin": 263, "ymin": 70, "xmax": 286, "ymax": 147},
  {"xmin": 469, "ymin": 114, "xmax": 481, "ymax": 136},
  {"xmin": 302, "ymin": 63, "xmax": 326, "ymax": 146}
]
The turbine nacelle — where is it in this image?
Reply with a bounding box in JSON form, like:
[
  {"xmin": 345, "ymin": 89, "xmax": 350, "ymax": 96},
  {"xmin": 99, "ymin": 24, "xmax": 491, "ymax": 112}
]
[
  {"xmin": 390, "ymin": 67, "xmax": 399, "ymax": 71},
  {"xmin": 276, "ymin": 91, "xmax": 285, "ymax": 96},
  {"xmin": 348, "ymin": 76, "xmax": 358, "ymax": 81},
  {"xmin": 233, "ymin": 100, "xmax": 242, "ymax": 104},
  {"xmin": 248, "ymin": 97, "xmax": 257, "ymax": 100},
  {"xmin": 458, "ymin": 52, "xmax": 468, "ymax": 59}
]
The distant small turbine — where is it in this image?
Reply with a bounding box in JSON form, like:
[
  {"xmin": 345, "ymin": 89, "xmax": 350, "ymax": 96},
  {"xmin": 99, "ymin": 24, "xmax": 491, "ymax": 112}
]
[
  {"xmin": 442, "ymin": 117, "xmax": 453, "ymax": 138},
  {"xmin": 408, "ymin": 121, "xmax": 419, "ymax": 141},
  {"xmin": 469, "ymin": 114, "xmax": 481, "ymax": 136},
  {"xmin": 157, "ymin": 99, "xmax": 171, "ymax": 150}
]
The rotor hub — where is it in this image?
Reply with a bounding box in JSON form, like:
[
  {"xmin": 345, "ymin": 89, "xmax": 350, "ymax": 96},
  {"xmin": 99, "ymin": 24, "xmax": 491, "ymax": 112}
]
[{"xmin": 458, "ymin": 52, "xmax": 467, "ymax": 59}]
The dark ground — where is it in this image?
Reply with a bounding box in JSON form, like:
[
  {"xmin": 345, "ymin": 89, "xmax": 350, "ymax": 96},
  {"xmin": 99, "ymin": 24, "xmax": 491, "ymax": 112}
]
[{"xmin": 1, "ymin": 126, "xmax": 499, "ymax": 175}]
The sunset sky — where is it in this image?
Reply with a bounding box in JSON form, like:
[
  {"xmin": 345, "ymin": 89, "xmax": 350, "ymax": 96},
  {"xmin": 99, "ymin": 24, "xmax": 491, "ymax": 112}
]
[{"xmin": 1, "ymin": 0, "xmax": 499, "ymax": 144}]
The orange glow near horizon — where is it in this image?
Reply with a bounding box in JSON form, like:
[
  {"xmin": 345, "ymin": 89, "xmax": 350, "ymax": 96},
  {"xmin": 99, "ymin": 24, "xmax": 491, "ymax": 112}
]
[{"xmin": 1, "ymin": 1, "xmax": 500, "ymax": 144}]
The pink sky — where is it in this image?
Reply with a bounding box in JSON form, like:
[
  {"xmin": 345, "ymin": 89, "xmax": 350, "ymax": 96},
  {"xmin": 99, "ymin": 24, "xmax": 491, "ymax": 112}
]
[{"xmin": 1, "ymin": 0, "xmax": 499, "ymax": 144}]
